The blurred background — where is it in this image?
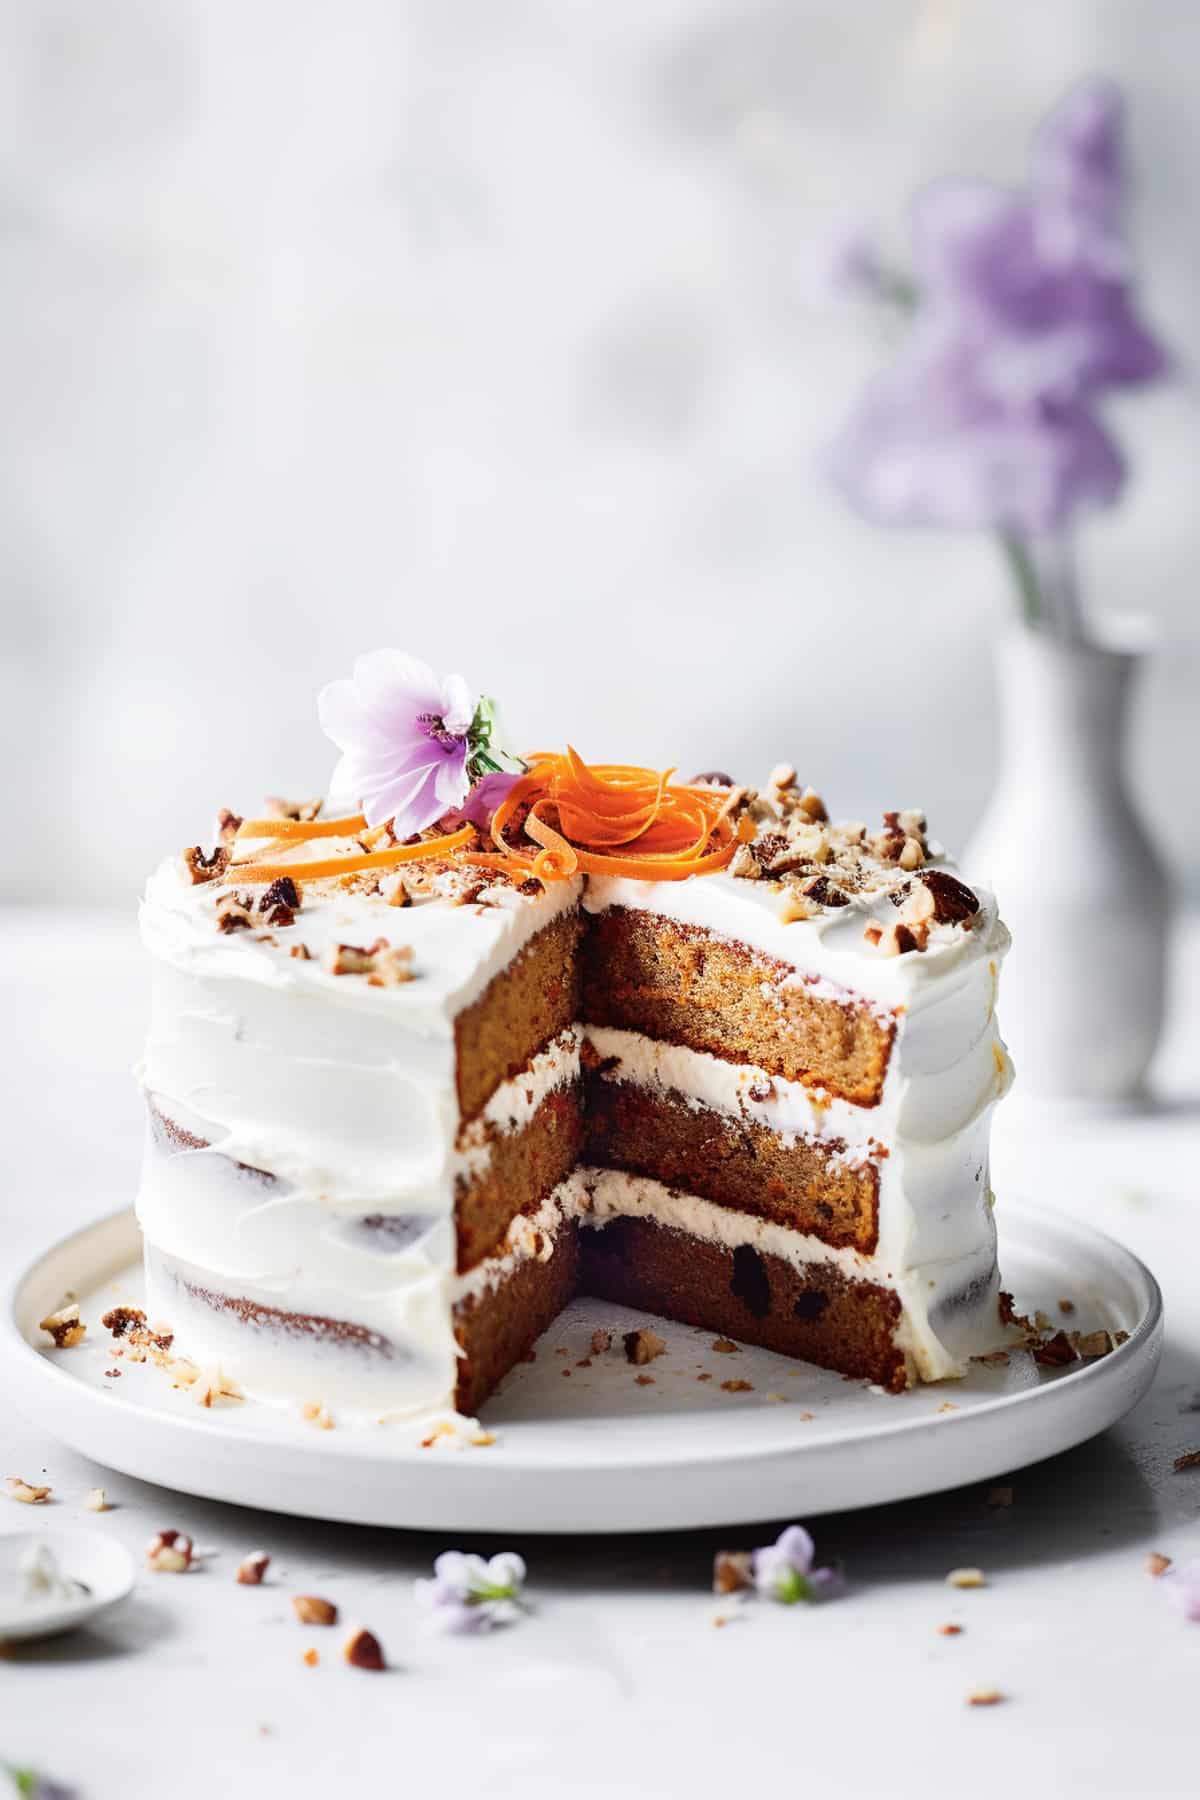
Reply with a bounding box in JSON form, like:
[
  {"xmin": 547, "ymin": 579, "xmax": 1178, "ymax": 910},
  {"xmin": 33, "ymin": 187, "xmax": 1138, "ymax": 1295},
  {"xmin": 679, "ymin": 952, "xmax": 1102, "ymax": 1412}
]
[{"xmin": 3, "ymin": 0, "xmax": 1199, "ymax": 905}]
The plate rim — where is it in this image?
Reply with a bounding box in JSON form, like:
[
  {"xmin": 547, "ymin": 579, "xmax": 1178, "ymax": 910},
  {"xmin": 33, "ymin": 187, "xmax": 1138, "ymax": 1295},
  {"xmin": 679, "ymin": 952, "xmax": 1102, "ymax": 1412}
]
[{"xmin": 2, "ymin": 1201, "xmax": 1163, "ymax": 1473}]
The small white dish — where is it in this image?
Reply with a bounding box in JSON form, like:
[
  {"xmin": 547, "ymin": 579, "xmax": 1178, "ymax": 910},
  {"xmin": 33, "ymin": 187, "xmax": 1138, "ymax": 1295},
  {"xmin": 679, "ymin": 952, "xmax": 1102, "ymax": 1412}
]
[
  {"xmin": 0, "ymin": 1527, "xmax": 135, "ymax": 1642},
  {"xmin": 1, "ymin": 1204, "xmax": 1162, "ymax": 1534}
]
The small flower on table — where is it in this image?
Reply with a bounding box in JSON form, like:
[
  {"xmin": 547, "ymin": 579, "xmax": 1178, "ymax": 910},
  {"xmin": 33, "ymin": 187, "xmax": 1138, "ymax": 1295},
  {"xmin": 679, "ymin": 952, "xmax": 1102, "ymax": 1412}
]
[{"xmin": 415, "ymin": 1550, "xmax": 528, "ymax": 1633}]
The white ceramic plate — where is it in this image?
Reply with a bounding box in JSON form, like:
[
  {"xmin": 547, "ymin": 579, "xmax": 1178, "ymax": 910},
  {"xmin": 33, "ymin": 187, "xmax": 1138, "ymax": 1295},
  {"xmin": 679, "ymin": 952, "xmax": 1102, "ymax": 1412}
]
[{"xmin": 2, "ymin": 1205, "xmax": 1161, "ymax": 1534}]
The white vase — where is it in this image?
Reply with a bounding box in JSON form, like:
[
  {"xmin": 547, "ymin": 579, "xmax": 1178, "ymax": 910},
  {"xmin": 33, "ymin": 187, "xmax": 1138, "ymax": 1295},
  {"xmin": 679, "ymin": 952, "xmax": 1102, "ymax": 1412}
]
[{"xmin": 962, "ymin": 626, "xmax": 1171, "ymax": 1102}]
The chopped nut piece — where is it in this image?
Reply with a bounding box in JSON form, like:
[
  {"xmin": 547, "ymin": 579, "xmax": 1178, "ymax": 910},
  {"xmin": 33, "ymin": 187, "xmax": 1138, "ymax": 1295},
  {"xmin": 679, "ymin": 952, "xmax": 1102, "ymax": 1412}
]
[
  {"xmin": 938, "ymin": 1623, "xmax": 964, "ymax": 1636},
  {"xmin": 1032, "ymin": 1331, "xmax": 1077, "ymax": 1369},
  {"xmin": 146, "ymin": 1529, "xmax": 193, "ymax": 1572},
  {"xmin": 778, "ymin": 890, "xmax": 817, "ymax": 924},
  {"xmin": 258, "ymin": 875, "xmax": 302, "ymax": 927},
  {"xmin": 323, "ymin": 941, "xmax": 375, "ymax": 976},
  {"xmin": 967, "ymin": 1689, "xmax": 1005, "ymax": 1708},
  {"xmin": 6, "ymin": 1476, "xmax": 52, "ymax": 1505},
  {"xmin": 367, "ymin": 945, "xmax": 416, "ymax": 988},
  {"xmin": 265, "ymin": 796, "xmax": 321, "ymax": 822},
  {"xmin": 293, "ymin": 1594, "xmax": 338, "ymax": 1626},
  {"xmin": 384, "ymin": 876, "xmax": 411, "ymax": 907},
  {"xmin": 711, "ymin": 1337, "xmax": 739, "ymax": 1354},
  {"xmin": 728, "ymin": 843, "xmax": 760, "ymax": 880},
  {"xmin": 1172, "ymin": 1449, "xmax": 1200, "ymax": 1472},
  {"xmin": 216, "ymin": 808, "xmax": 243, "ymax": 845},
  {"xmin": 633, "ymin": 1373, "xmax": 655, "ymax": 1387},
  {"xmin": 39, "ymin": 1303, "xmax": 86, "ymax": 1349},
  {"xmin": 921, "ymin": 869, "xmax": 980, "ymax": 924},
  {"xmin": 801, "ymin": 874, "xmax": 850, "ymax": 908},
  {"xmin": 1073, "ymin": 1329, "xmax": 1115, "ymax": 1359},
  {"xmin": 1145, "ymin": 1552, "xmax": 1173, "ymax": 1577},
  {"xmin": 182, "ymin": 845, "xmax": 231, "ymax": 885},
  {"xmin": 190, "ymin": 1365, "xmax": 243, "ymax": 1408},
  {"xmin": 101, "ymin": 1304, "xmax": 147, "ymax": 1340},
  {"xmin": 766, "ymin": 762, "xmax": 796, "ymax": 790},
  {"xmin": 1058, "ymin": 1297, "xmax": 1076, "ymax": 1315},
  {"xmin": 712, "ymin": 1550, "xmax": 753, "ymax": 1595},
  {"xmin": 302, "ymin": 1648, "xmax": 319, "ymax": 1667},
  {"xmin": 344, "ymin": 1627, "xmax": 386, "ymax": 1670},
  {"xmin": 720, "ymin": 1379, "xmax": 754, "ymax": 1393},
  {"xmin": 623, "ymin": 1328, "xmax": 667, "ymax": 1366},
  {"xmin": 898, "ymin": 836, "xmax": 925, "ymax": 871},
  {"xmin": 590, "ymin": 1329, "xmax": 613, "ymax": 1355},
  {"xmin": 216, "ymin": 892, "xmax": 256, "ymax": 934},
  {"xmin": 946, "ymin": 1567, "xmax": 987, "ymax": 1589},
  {"xmin": 289, "ymin": 943, "xmax": 312, "ymax": 961},
  {"xmin": 301, "ymin": 1401, "xmax": 334, "ymax": 1431},
  {"xmin": 986, "ymin": 1486, "xmax": 1014, "ymax": 1508},
  {"xmin": 85, "ymin": 1487, "xmax": 108, "ymax": 1513},
  {"xmin": 236, "ymin": 1552, "xmax": 271, "ymax": 1586}
]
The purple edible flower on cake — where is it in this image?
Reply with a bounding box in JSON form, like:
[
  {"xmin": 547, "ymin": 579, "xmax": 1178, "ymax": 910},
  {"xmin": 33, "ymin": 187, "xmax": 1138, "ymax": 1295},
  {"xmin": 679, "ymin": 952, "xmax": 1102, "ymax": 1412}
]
[
  {"xmin": 459, "ymin": 770, "xmax": 522, "ymax": 830},
  {"xmin": 751, "ymin": 1524, "xmax": 843, "ymax": 1605},
  {"xmin": 414, "ymin": 1550, "xmax": 527, "ymax": 1633},
  {"xmin": 318, "ymin": 650, "xmax": 476, "ymax": 836},
  {"xmin": 1162, "ymin": 1559, "xmax": 1200, "ymax": 1623}
]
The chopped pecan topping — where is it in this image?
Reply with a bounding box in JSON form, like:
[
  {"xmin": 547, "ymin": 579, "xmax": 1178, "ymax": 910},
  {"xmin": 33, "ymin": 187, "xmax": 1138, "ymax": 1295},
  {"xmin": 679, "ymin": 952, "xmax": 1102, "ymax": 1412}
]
[
  {"xmin": 728, "ymin": 843, "xmax": 760, "ymax": 880},
  {"xmin": 182, "ymin": 845, "xmax": 230, "ymax": 885},
  {"xmin": 289, "ymin": 943, "xmax": 312, "ymax": 961},
  {"xmin": 216, "ymin": 892, "xmax": 256, "ymax": 933},
  {"xmin": 778, "ymin": 890, "xmax": 817, "ymax": 924},
  {"xmin": 216, "ymin": 809, "xmax": 243, "ymax": 845},
  {"xmin": 258, "ymin": 876, "xmax": 302, "ymax": 926},
  {"xmin": 236, "ymin": 1551, "xmax": 271, "ymax": 1586},
  {"xmin": 920, "ymin": 869, "xmax": 981, "ymax": 924},
  {"xmin": 802, "ymin": 874, "xmax": 850, "ymax": 908}
]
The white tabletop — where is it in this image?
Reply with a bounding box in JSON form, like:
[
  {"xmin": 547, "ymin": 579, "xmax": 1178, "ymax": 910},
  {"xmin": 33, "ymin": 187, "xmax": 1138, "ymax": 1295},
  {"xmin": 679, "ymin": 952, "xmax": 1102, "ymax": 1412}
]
[{"xmin": 3, "ymin": 909, "xmax": 1199, "ymax": 1800}]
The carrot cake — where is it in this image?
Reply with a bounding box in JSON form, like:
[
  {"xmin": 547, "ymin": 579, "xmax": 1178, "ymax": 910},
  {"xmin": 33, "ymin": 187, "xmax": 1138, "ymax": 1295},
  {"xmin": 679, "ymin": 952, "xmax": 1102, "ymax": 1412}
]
[{"xmin": 134, "ymin": 650, "xmax": 1012, "ymax": 1420}]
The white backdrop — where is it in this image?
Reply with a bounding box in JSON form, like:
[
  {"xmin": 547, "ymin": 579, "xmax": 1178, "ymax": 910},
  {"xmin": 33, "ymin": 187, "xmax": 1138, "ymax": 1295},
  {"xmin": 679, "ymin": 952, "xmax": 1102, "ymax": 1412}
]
[{"xmin": 3, "ymin": 0, "xmax": 1198, "ymax": 902}]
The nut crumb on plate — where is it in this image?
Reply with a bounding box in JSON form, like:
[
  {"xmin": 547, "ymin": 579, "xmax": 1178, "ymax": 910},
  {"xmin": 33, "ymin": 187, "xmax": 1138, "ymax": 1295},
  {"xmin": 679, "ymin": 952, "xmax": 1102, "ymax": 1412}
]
[
  {"xmin": 84, "ymin": 1487, "xmax": 108, "ymax": 1513},
  {"xmin": 38, "ymin": 1303, "xmax": 86, "ymax": 1349},
  {"xmin": 1145, "ymin": 1552, "xmax": 1172, "ymax": 1577},
  {"xmin": 236, "ymin": 1552, "xmax": 271, "ymax": 1586},
  {"xmin": 711, "ymin": 1337, "xmax": 739, "ymax": 1354},
  {"xmin": 720, "ymin": 1379, "xmax": 754, "ymax": 1393},
  {"xmin": 967, "ymin": 1689, "xmax": 1005, "ymax": 1707},
  {"xmin": 946, "ymin": 1567, "xmax": 987, "ymax": 1589},
  {"xmin": 623, "ymin": 1327, "xmax": 666, "ymax": 1366}
]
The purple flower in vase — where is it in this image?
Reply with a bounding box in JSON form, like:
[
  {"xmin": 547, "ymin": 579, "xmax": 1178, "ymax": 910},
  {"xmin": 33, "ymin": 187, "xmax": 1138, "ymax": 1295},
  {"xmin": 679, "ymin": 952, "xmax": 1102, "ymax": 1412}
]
[
  {"xmin": 830, "ymin": 324, "xmax": 1124, "ymax": 535},
  {"xmin": 830, "ymin": 80, "xmax": 1165, "ymax": 557}
]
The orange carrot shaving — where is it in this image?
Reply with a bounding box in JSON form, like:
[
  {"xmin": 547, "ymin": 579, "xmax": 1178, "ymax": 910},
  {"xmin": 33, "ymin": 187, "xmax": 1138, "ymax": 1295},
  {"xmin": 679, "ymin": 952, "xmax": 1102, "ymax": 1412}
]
[
  {"xmin": 479, "ymin": 750, "xmax": 741, "ymax": 884},
  {"xmin": 235, "ymin": 814, "xmax": 368, "ymax": 841},
  {"xmin": 228, "ymin": 825, "xmax": 475, "ymax": 885}
]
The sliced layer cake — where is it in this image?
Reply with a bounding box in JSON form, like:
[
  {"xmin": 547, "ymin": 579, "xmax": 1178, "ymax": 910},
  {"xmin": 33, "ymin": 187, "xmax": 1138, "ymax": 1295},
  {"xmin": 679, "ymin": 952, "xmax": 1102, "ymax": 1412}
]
[{"xmin": 134, "ymin": 653, "xmax": 1011, "ymax": 1423}]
